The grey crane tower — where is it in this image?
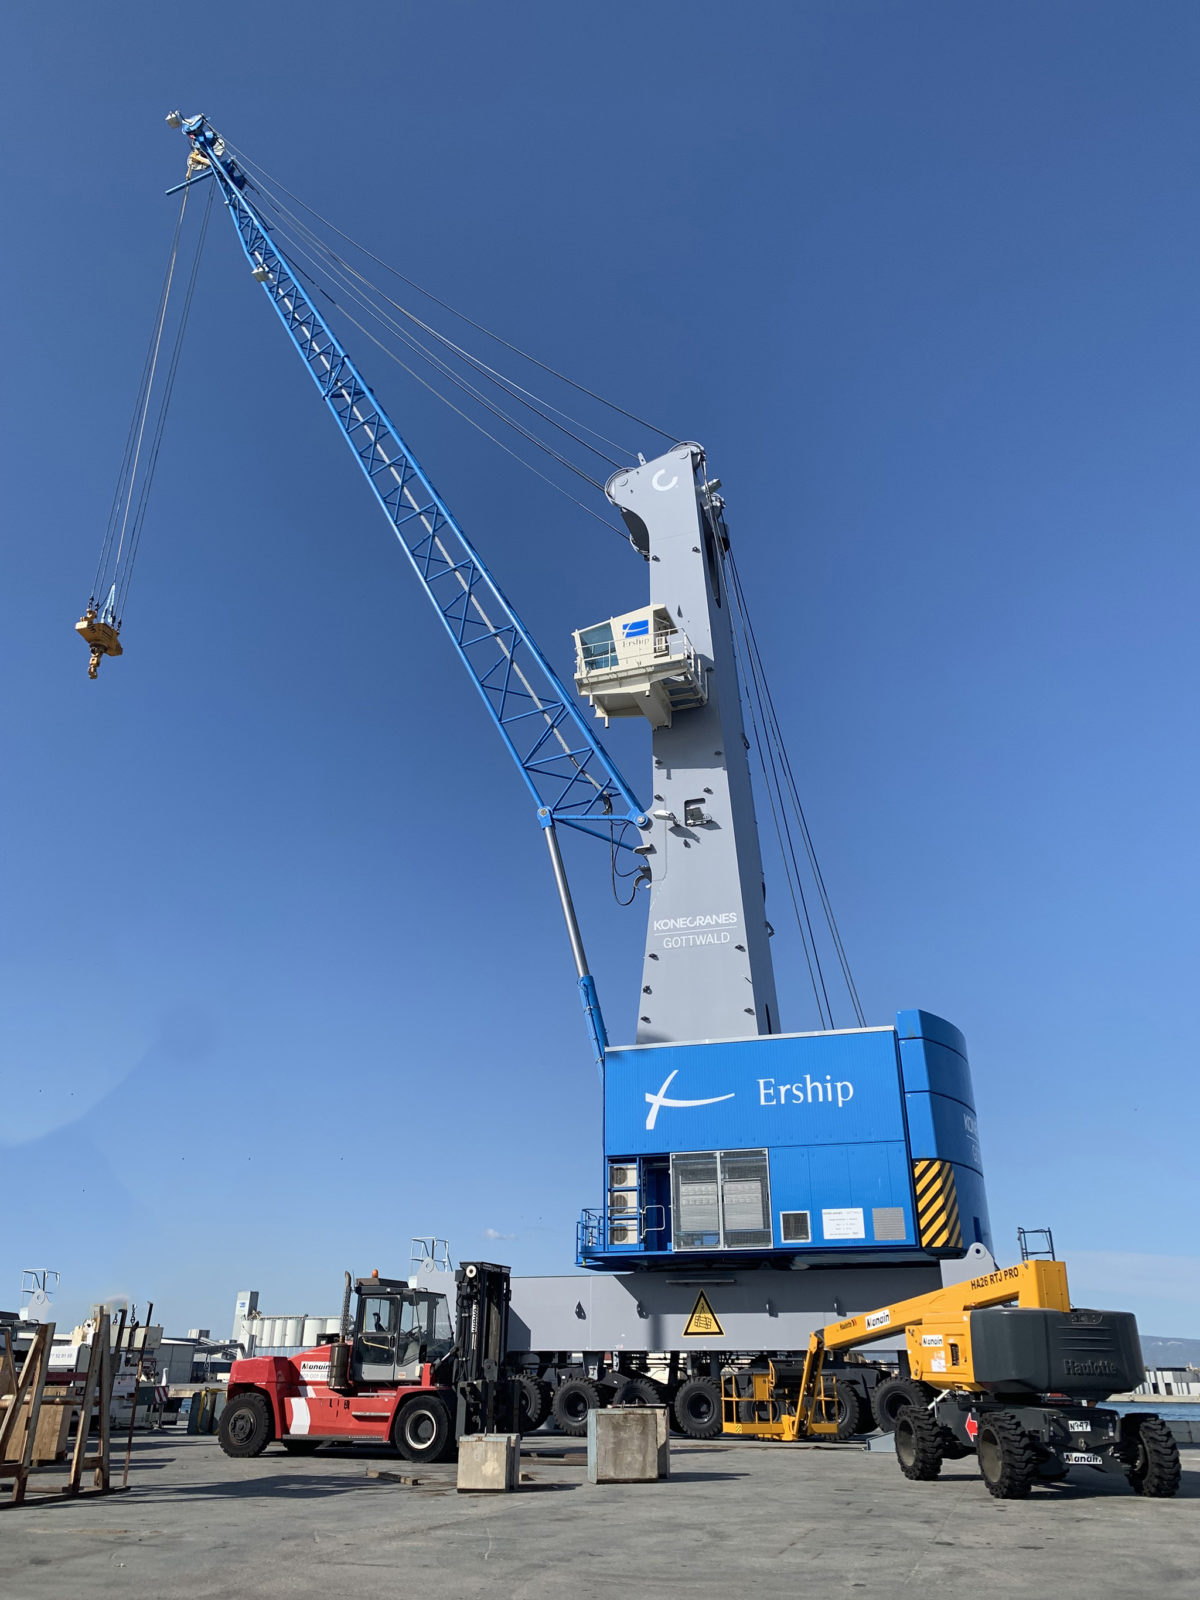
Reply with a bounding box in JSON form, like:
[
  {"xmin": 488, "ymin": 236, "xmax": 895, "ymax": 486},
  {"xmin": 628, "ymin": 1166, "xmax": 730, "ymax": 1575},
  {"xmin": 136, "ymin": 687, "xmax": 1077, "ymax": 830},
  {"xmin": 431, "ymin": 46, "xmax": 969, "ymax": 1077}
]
[{"xmin": 574, "ymin": 442, "xmax": 780, "ymax": 1045}]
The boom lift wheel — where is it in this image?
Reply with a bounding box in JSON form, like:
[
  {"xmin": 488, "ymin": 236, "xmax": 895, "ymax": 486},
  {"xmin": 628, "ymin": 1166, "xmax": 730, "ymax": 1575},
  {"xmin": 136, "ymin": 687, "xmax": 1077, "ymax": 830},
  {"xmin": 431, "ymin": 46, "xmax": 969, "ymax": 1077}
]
[
  {"xmin": 551, "ymin": 1377, "xmax": 602, "ymax": 1436},
  {"xmin": 672, "ymin": 1377, "xmax": 723, "ymax": 1440},
  {"xmin": 1126, "ymin": 1415, "xmax": 1182, "ymax": 1497},
  {"xmin": 893, "ymin": 1404, "xmax": 945, "ymax": 1480},
  {"xmin": 976, "ymin": 1412, "xmax": 1037, "ymax": 1499},
  {"xmin": 217, "ymin": 1392, "xmax": 273, "ymax": 1458},
  {"xmin": 392, "ymin": 1395, "xmax": 454, "ymax": 1463}
]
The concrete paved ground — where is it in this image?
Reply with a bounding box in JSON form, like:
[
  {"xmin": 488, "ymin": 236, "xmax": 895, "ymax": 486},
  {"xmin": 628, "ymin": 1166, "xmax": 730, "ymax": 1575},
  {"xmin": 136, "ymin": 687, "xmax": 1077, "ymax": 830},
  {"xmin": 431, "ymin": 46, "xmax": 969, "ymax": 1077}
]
[{"xmin": 0, "ymin": 1431, "xmax": 1196, "ymax": 1599}]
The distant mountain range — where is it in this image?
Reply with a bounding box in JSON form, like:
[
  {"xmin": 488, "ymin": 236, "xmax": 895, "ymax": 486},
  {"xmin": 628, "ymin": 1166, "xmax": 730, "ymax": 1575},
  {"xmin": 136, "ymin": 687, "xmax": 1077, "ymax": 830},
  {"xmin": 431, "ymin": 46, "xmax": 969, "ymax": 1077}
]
[{"xmin": 1143, "ymin": 1336, "xmax": 1200, "ymax": 1367}]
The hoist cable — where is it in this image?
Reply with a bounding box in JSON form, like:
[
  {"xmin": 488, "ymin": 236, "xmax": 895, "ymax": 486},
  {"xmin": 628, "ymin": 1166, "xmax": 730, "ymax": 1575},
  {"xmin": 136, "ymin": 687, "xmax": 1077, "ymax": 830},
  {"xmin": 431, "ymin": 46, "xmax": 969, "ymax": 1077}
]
[
  {"xmin": 275, "ymin": 245, "xmax": 629, "ymax": 539},
  {"xmin": 730, "ymin": 585, "xmax": 834, "ymax": 1028},
  {"xmin": 93, "ymin": 186, "xmax": 192, "ymax": 604},
  {"xmin": 116, "ymin": 179, "xmax": 214, "ymax": 617},
  {"xmin": 225, "ymin": 140, "xmax": 680, "ymax": 445},
  {"xmin": 268, "ymin": 219, "xmax": 611, "ymax": 493},
  {"xmin": 728, "ymin": 560, "xmax": 856, "ymax": 1026},
  {"xmin": 252, "ymin": 186, "xmax": 633, "ymax": 466},
  {"xmin": 727, "ymin": 550, "xmax": 866, "ymax": 1026}
]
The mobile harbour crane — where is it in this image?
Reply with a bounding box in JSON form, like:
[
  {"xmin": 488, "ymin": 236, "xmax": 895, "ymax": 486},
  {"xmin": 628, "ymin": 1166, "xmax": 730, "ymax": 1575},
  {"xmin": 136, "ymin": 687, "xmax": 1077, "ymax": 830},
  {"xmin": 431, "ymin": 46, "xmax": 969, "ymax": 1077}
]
[{"xmin": 84, "ymin": 114, "xmax": 1171, "ymax": 1482}]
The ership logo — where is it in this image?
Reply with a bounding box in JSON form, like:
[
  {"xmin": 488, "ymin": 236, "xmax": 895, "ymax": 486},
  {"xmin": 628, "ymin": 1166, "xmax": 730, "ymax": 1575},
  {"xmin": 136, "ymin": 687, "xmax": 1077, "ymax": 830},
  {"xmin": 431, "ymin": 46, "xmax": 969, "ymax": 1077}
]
[{"xmin": 644, "ymin": 1069, "xmax": 735, "ymax": 1131}]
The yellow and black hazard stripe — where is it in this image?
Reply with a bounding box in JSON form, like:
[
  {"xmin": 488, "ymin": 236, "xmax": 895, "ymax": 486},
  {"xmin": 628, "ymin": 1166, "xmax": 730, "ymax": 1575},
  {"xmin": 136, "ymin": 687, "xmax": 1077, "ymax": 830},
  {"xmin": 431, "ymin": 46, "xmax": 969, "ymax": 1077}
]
[{"xmin": 913, "ymin": 1158, "xmax": 963, "ymax": 1251}]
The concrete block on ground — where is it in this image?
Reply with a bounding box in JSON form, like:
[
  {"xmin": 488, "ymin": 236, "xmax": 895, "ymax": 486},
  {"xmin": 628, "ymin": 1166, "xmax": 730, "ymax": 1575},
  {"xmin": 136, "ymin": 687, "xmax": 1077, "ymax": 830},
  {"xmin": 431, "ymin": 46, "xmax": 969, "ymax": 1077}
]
[
  {"xmin": 652, "ymin": 1406, "xmax": 670, "ymax": 1478},
  {"xmin": 457, "ymin": 1433, "xmax": 520, "ymax": 1492},
  {"xmin": 587, "ymin": 1408, "xmax": 659, "ymax": 1483}
]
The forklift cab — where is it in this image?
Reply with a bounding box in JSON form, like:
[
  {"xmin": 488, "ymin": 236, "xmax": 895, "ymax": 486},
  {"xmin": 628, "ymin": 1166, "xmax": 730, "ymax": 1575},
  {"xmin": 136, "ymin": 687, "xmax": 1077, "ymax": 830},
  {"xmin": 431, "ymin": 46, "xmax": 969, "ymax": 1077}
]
[{"xmin": 351, "ymin": 1277, "xmax": 454, "ymax": 1385}]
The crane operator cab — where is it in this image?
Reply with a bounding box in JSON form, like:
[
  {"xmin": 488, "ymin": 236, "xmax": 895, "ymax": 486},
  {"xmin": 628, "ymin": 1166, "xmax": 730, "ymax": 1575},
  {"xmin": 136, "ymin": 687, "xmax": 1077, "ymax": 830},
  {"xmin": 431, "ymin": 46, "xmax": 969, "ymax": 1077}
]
[{"xmin": 349, "ymin": 1276, "xmax": 454, "ymax": 1385}]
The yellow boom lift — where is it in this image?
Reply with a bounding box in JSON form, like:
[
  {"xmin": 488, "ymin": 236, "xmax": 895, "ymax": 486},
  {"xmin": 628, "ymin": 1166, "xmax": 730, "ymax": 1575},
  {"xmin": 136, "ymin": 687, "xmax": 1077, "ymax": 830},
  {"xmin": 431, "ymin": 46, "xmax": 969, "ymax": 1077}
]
[{"xmin": 722, "ymin": 1258, "xmax": 1181, "ymax": 1499}]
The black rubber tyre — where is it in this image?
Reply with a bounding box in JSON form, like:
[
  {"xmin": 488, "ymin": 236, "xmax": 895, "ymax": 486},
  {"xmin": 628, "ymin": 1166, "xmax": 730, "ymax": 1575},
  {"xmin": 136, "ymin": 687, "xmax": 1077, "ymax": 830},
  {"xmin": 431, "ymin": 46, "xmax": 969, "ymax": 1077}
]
[
  {"xmin": 515, "ymin": 1374, "xmax": 553, "ymax": 1435},
  {"xmin": 281, "ymin": 1439, "xmax": 321, "ymax": 1454},
  {"xmin": 218, "ymin": 1392, "xmax": 273, "ymax": 1458},
  {"xmin": 832, "ymin": 1382, "xmax": 873, "ymax": 1439},
  {"xmin": 894, "ymin": 1403, "xmax": 946, "ymax": 1480},
  {"xmin": 872, "ymin": 1377, "xmax": 936, "ymax": 1433},
  {"xmin": 1127, "ymin": 1415, "xmax": 1182, "ymax": 1498},
  {"xmin": 612, "ymin": 1376, "xmax": 665, "ymax": 1409},
  {"xmin": 673, "ymin": 1377, "xmax": 723, "ymax": 1440},
  {"xmin": 392, "ymin": 1394, "xmax": 455, "ymax": 1464},
  {"xmin": 977, "ymin": 1412, "xmax": 1037, "ymax": 1499},
  {"xmin": 551, "ymin": 1377, "xmax": 602, "ymax": 1437}
]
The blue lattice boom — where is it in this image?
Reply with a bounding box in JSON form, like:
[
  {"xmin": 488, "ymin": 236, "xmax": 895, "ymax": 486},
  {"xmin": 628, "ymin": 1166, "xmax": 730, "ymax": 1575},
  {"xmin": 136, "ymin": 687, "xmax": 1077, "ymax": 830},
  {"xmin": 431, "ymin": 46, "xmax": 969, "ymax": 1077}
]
[{"xmin": 178, "ymin": 116, "xmax": 644, "ymax": 842}]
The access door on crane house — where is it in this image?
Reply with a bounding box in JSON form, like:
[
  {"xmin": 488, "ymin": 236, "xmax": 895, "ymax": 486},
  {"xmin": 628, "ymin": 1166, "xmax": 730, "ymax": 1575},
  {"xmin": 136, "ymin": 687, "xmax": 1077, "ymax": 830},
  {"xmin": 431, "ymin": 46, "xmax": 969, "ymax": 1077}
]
[{"xmin": 601, "ymin": 1027, "xmax": 929, "ymax": 1261}]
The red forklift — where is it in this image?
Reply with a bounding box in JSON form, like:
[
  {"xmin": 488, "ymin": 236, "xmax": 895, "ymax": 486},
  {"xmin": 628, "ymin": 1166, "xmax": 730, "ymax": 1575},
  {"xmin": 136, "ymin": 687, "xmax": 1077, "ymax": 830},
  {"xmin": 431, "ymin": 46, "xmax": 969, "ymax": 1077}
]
[{"xmin": 217, "ymin": 1262, "xmax": 515, "ymax": 1463}]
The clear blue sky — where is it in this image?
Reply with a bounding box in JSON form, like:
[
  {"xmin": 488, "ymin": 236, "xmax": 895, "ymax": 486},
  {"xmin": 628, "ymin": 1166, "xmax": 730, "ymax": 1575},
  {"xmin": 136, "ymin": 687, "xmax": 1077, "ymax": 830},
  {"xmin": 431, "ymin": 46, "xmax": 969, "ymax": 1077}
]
[{"xmin": 3, "ymin": 1, "xmax": 1197, "ymax": 1339}]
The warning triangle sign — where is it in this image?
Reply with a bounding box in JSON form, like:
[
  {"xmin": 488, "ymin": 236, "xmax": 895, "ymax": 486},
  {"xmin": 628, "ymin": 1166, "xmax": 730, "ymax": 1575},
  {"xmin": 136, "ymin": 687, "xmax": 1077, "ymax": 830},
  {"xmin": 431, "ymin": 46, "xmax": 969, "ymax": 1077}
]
[{"xmin": 682, "ymin": 1290, "xmax": 725, "ymax": 1338}]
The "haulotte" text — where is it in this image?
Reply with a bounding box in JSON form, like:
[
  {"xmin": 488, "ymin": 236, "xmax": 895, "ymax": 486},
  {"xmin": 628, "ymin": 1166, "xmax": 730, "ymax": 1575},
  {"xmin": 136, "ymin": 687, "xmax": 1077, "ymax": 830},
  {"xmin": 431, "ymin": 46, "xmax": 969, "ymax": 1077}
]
[{"xmin": 758, "ymin": 1076, "xmax": 854, "ymax": 1108}]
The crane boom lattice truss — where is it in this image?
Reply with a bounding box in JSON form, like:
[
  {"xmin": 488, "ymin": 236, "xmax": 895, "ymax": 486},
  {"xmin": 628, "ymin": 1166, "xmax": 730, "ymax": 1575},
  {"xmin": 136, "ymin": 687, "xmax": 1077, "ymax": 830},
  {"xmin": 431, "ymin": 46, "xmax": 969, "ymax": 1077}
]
[{"xmin": 180, "ymin": 117, "xmax": 644, "ymax": 842}]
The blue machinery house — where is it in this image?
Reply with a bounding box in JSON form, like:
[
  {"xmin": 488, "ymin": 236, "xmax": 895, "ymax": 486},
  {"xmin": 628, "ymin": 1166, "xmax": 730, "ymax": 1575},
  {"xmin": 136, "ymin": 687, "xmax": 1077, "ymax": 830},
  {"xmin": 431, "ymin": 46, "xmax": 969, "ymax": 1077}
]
[{"xmin": 578, "ymin": 1010, "xmax": 991, "ymax": 1269}]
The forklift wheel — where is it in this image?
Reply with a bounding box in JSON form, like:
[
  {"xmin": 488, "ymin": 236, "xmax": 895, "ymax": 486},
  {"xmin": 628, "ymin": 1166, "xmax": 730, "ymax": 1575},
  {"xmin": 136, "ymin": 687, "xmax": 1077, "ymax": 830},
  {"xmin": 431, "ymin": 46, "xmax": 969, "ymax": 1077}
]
[
  {"xmin": 218, "ymin": 1392, "xmax": 274, "ymax": 1458},
  {"xmin": 1127, "ymin": 1415, "xmax": 1182, "ymax": 1498},
  {"xmin": 894, "ymin": 1404, "xmax": 945, "ymax": 1480},
  {"xmin": 392, "ymin": 1395, "xmax": 454, "ymax": 1463},
  {"xmin": 977, "ymin": 1412, "xmax": 1037, "ymax": 1499}
]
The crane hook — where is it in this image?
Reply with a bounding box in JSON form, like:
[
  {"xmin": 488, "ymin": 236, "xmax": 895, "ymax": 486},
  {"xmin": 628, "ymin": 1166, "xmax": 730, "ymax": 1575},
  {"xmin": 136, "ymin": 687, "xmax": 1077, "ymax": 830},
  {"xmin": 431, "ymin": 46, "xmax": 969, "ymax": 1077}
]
[{"xmin": 75, "ymin": 605, "xmax": 124, "ymax": 680}]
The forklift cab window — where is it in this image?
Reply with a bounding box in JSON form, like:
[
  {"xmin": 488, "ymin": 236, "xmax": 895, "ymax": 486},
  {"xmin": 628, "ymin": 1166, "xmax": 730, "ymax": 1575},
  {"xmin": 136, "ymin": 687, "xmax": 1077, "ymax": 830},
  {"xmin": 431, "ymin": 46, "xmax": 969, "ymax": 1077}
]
[
  {"xmin": 358, "ymin": 1296, "xmax": 397, "ymax": 1363},
  {"xmin": 396, "ymin": 1297, "xmax": 422, "ymax": 1368},
  {"xmin": 425, "ymin": 1296, "xmax": 454, "ymax": 1361}
]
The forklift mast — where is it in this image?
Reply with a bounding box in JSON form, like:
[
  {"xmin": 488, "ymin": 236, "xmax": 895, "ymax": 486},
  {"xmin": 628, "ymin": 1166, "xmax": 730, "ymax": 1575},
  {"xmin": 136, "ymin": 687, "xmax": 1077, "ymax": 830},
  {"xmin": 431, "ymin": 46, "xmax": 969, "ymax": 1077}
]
[{"xmin": 452, "ymin": 1262, "xmax": 515, "ymax": 1439}]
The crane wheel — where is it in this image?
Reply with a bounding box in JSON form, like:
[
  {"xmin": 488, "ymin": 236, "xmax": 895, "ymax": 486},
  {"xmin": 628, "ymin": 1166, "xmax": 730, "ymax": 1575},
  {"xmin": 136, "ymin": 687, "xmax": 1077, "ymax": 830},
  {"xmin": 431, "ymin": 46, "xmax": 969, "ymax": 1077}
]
[
  {"xmin": 551, "ymin": 1377, "xmax": 602, "ymax": 1436},
  {"xmin": 515, "ymin": 1374, "xmax": 553, "ymax": 1434},
  {"xmin": 977, "ymin": 1412, "xmax": 1037, "ymax": 1498},
  {"xmin": 612, "ymin": 1376, "xmax": 665, "ymax": 1408},
  {"xmin": 1126, "ymin": 1415, "xmax": 1182, "ymax": 1497},
  {"xmin": 217, "ymin": 1392, "xmax": 274, "ymax": 1458},
  {"xmin": 871, "ymin": 1377, "xmax": 936, "ymax": 1433},
  {"xmin": 392, "ymin": 1395, "xmax": 454, "ymax": 1463},
  {"xmin": 672, "ymin": 1377, "xmax": 723, "ymax": 1440},
  {"xmin": 833, "ymin": 1382, "xmax": 873, "ymax": 1439},
  {"xmin": 894, "ymin": 1404, "xmax": 945, "ymax": 1480}
]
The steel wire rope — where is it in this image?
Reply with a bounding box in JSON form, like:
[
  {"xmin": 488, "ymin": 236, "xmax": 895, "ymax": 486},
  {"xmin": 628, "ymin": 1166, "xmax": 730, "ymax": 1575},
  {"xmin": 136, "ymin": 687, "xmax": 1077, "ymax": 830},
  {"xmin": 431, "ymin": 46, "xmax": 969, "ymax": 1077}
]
[
  {"xmin": 93, "ymin": 184, "xmax": 193, "ymax": 605},
  {"xmin": 116, "ymin": 180, "xmax": 215, "ymax": 618},
  {"xmin": 265, "ymin": 216, "xmax": 613, "ymax": 493},
  {"xmin": 225, "ymin": 140, "xmax": 680, "ymax": 445},
  {"xmin": 250, "ymin": 185, "xmax": 631, "ymax": 468},
  {"xmin": 726, "ymin": 572, "xmax": 833, "ymax": 1029},
  {"xmin": 257, "ymin": 253, "xmax": 611, "ymax": 799},
  {"xmin": 728, "ymin": 553, "xmax": 864, "ymax": 1024},
  {"xmin": 280, "ymin": 246, "xmax": 629, "ymax": 541},
  {"xmin": 726, "ymin": 549, "xmax": 865, "ymax": 1026}
]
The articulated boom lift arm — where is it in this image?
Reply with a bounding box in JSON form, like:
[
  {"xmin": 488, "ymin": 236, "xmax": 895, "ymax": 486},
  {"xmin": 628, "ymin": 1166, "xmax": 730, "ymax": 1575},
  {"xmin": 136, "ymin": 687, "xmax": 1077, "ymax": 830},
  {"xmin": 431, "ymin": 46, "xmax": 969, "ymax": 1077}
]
[
  {"xmin": 816, "ymin": 1259, "xmax": 1071, "ymax": 1359},
  {"xmin": 170, "ymin": 114, "xmax": 648, "ymax": 1062}
]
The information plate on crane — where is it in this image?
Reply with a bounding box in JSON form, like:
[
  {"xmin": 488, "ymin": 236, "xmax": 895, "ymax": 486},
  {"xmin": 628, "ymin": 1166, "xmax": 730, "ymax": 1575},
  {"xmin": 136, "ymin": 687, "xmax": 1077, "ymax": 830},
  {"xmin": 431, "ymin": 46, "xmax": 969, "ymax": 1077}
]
[{"xmin": 682, "ymin": 1291, "xmax": 724, "ymax": 1338}]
